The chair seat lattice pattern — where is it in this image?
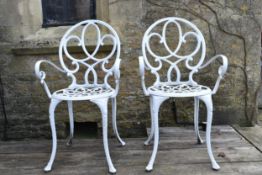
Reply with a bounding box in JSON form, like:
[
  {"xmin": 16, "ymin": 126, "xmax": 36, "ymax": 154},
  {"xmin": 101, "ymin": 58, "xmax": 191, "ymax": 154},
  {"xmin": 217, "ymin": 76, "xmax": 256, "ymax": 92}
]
[
  {"xmin": 53, "ymin": 86, "xmax": 114, "ymax": 100},
  {"xmin": 148, "ymin": 83, "xmax": 211, "ymax": 97}
]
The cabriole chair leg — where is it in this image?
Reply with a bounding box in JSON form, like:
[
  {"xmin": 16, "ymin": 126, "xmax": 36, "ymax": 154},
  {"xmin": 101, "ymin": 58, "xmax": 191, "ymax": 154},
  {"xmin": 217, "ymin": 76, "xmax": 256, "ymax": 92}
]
[
  {"xmin": 112, "ymin": 97, "xmax": 125, "ymax": 146},
  {"xmin": 91, "ymin": 98, "xmax": 117, "ymax": 174},
  {"xmin": 146, "ymin": 96, "xmax": 168, "ymax": 172},
  {"xmin": 67, "ymin": 100, "xmax": 74, "ymax": 146},
  {"xmin": 144, "ymin": 96, "xmax": 154, "ymax": 146},
  {"xmin": 194, "ymin": 97, "xmax": 203, "ymax": 144},
  {"xmin": 44, "ymin": 99, "xmax": 62, "ymax": 172},
  {"xmin": 199, "ymin": 95, "xmax": 220, "ymax": 170}
]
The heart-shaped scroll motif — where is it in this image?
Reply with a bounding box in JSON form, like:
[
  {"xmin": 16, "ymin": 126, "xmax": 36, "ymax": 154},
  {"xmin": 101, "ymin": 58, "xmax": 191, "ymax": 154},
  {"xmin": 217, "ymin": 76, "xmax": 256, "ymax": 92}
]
[
  {"xmin": 142, "ymin": 17, "xmax": 206, "ymax": 84},
  {"xmin": 59, "ymin": 20, "xmax": 120, "ymax": 86}
]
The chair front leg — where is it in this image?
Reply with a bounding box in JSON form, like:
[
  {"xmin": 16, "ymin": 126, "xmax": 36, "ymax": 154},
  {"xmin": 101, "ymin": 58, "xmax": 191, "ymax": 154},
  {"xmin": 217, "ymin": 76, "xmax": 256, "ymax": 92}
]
[
  {"xmin": 44, "ymin": 98, "xmax": 62, "ymax": 172},
  {"xmin": 144, "ymin": 96, "xmax": 154, "ymax": 145},
  {"xmin": 146, "ymin": 95, "xmax": 169, "ymax": 172},
  {"xmin": 111, "ymin": 97, "xmax": 125, "ymax": 146},
  {"xmin": 67, "ymin": 100, "xmax": 74, "ymax": 146},
  {"xmin": 199, "ymin": 95, "xmax": 220, "ymax": 170},
  {"xmin": 91, "ymin": 98, "xmax": 116, "ymax": 174},
  {"xmin": 194, "ymin": 97, "xmax": 203, "ymax": 144}
]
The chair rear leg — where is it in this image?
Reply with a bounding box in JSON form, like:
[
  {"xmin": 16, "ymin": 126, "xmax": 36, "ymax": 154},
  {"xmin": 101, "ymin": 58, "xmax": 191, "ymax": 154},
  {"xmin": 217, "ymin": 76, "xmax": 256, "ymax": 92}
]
[
  {"xmin": 144, "ymin": 96, "xmax": 154, "ymax": 145},
  {"xmin": 112, "ymin": 97, "xmax": 125, "ymax": 146},
  {"xmin": 194, "ymin": 97, "xmax": 203, "ymax": 144},
  {"xmin": 66, "ymin": 100, "xmax": 74, "ymax": 146},
  {"xmin": 44, "ymin": 99, "xmax": 62, "ymax": 172}
]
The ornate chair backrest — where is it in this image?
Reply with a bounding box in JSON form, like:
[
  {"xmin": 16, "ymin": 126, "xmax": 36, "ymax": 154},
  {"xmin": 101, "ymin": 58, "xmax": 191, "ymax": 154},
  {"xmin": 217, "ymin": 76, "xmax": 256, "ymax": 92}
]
[
  {"xmin": 142, "ymin": 17, "xmax": 206, "ymax": 85},
  {"xmin": 59, "ymin": 20, "xmax": 121, "ymax": 88}
]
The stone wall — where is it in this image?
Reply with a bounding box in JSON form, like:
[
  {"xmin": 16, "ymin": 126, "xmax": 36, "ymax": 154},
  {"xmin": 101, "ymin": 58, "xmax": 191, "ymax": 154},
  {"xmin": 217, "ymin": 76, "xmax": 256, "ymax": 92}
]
[{"xmin": 0, "ymin": 0, "xmax": 261, "ymax": 139}]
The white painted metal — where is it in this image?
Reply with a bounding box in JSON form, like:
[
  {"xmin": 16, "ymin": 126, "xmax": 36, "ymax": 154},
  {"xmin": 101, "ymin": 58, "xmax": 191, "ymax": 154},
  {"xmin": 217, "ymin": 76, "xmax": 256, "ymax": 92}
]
[
  {"xmin": 67, "ymin": 100, "xmax": 74, "ymax": 146},
  {"xmin": 146, "ymin": 96, "xmax": 169, "ymax": 172},
  {"xmin": 139, "ymin": 17, "xmax": 228, "ymax": 171},
  {"xmin": 144, "ymin": 96, "xmax": 154, "ymax": 145},
  {"xmin": 91, "ymin": 98, "xmax": 117, "ymax": 173},
  {"xmin": 194, "ymin": 97, "xmax": 203, "ymax": 144},
  {"xmin": 44, "ymin": 98, "xmax": 62, "ymax": 172},
  {"xmin": 112, "ymin": 97, "xmax": 126, "ymax": 146},
  {"xmin": 35, "ymin": 19, "xmax": 125, "ymax": 174},
  {"xmin": 199, "ymin": 95, "xmax": 220, "ymax": 170}
]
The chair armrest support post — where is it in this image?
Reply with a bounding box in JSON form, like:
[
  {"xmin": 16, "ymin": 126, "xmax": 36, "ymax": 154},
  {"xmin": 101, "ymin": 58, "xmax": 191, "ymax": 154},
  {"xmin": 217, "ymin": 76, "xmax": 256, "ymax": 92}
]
[
  {"xmin": 199, "ymin": 55, "xmax": 228, "ymax": 94},
  {"xmin": 112, "ymin": 59, "xmax": 121, "ymax": 97},
  {"xmin": 139, "ymin": 56, "xmax": 149, "ymax": 96},
  {"xmin": 35, "ymin": 60, "xmax": 66, "ymax": 98}
]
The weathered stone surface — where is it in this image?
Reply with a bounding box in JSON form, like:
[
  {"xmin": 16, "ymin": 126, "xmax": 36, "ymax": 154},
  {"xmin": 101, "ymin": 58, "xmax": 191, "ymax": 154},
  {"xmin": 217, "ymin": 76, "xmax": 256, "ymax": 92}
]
[{"xmin": 0, "ymin": 0, "xmax": 261, "ymax": 139}]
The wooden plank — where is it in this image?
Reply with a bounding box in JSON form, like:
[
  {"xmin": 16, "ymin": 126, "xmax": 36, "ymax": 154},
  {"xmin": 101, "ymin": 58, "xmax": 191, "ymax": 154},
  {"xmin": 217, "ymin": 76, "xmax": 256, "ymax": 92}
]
[
  {"xmin": 0, "ymin": 162, "xmax": 262, "ymax": 175},
  {"xmin": 233, "ymin": 125, "xmax": 262, "ymax": 152},
  {"xmin": 0, "ymin": 146, "xmax": 261, "ymax": 169},
  {"xmin": 150, "ymin": 125, "xmax": 235, "ymax": 133},
  {"xmin": 0, "ymin": 125, "xmax": 245, "ymax": 155},
  {"xmin": 0, "ymin": 135, "xmax": 249, "ymax": 154},
  {"xmin": 147, "ymin": 125, "xmax": 237, "ymax": 138},
  {"xmin": 0, "ymin": 125, "xmax": 260, "ymax": 175}
]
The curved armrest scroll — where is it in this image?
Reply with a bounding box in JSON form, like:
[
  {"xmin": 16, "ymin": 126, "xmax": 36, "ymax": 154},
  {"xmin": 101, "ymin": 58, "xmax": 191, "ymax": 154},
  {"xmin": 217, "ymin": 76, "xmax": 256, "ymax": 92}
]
[
  {"xmin": 138, "ymin": 56, "xmax": 149, "ymax": 96},
  {"xmin": 199, "ymin": 54, "xmax": 228, "ymax": 94},
  {"xmin": 35, "ymin": 60, "xmax": 66, "ymax": 98}
]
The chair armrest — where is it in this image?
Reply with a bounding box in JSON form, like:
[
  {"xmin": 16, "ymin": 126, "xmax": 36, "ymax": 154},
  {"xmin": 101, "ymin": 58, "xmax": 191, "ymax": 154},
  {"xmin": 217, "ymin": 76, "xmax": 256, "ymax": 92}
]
[
  {"xmin": 199, "ymin": 54, "xmax": 228, "ymax": 94},
  {"xmin": 113, "ymin": 59, "xmax": 121, "ymax": 80},
  {"xmin": 35, "ymin": 60, "xmax": 66, "ymax": 98},
  {"xmin": 138, "ymin": 56, "xmax": 149, "ymax": 96},
  {"xmin": 112, "ymin": 58, "xmax": 121, "ymax": 97}
]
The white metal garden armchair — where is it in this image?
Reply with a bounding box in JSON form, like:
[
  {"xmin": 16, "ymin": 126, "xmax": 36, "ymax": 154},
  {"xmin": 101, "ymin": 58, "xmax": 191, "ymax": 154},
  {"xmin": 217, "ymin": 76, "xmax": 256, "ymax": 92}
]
[
  {"xmin": 35, "ymin": 20, "xmax": 125, "ymax": 174},
  {"xmin": 138, "ymin": 17, "xmax": 228, "ymax": 171}
]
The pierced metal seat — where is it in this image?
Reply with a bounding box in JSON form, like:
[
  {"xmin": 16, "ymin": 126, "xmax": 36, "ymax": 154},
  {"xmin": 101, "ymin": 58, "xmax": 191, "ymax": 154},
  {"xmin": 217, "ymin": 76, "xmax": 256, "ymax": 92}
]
[
  {"xmin": 148, "ymin": 83, "xmax": 211, "ymax": 97},
  {"xmin": 35, "ymin": 20, "xmax": 125, "ymax": 174},
  {"xmin": 53, "ymin": 85, "xmax": 115, "ymax": 101},
  {"xmin": 139, "ymin": 17, "xmax": 228, "ymax": 171}
]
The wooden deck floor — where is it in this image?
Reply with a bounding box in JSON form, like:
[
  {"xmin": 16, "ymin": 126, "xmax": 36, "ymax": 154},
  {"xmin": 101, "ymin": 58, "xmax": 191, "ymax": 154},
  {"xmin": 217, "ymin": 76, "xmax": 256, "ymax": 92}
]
[{"xmin": 0, "ymin": 125, "xmax": 262, "ymax": 175}]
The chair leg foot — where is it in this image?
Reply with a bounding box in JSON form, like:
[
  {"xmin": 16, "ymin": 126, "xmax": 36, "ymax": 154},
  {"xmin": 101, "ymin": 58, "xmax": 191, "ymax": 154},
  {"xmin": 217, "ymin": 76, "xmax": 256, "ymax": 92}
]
[
  {"xmin": 66, "ymin": 138, "xmax": 73, "ymax": 146},
  {"xmin": 197, "ymin": 137, "xmax": 204, "ymax": 144},
  {"xmin": 109, "ymin": 167, "xmax": 117, "ymax": 174},
  {"xmin": 120, "ymin": 141, "xmax": 126, "ymax": 146},
  {"xmin": 144, "ymin": 132, "xmax": 154, "ymax": 146},
  {"xmin": 44, "ymin": 165, "xmax": 52, "ymax": 172},
  {"xmin": 145, "ymin": 165, "xmax": 153, "ymax": 172},
  {"xmin": 212, "ymin": 162, "xmax": 220, "ymax": 170},
  {"xmin": 144, "ymin": 140, "xmax": 151, "ymax": 146}
]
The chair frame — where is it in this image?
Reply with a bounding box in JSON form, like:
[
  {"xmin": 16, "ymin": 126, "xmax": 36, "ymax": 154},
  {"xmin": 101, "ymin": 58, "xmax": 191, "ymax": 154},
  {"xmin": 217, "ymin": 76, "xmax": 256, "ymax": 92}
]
[
  {"xmin": 138, "ymin": 17, "xmax": 228, "ymax": 171},
  {"xmin": 35, "ymin": 19, "xmax": 125, "ymax": 174}
]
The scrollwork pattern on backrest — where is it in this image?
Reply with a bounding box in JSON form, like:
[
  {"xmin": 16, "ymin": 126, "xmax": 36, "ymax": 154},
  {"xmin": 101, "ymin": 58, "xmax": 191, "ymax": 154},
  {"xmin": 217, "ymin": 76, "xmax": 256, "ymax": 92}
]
[
  {"xmin": 142, "ymin": 17, "xmax": 206, "ymax": 85},
  {"xmin": 59, "ymin": 20, "xmax": 121, "ymax": 88}
]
